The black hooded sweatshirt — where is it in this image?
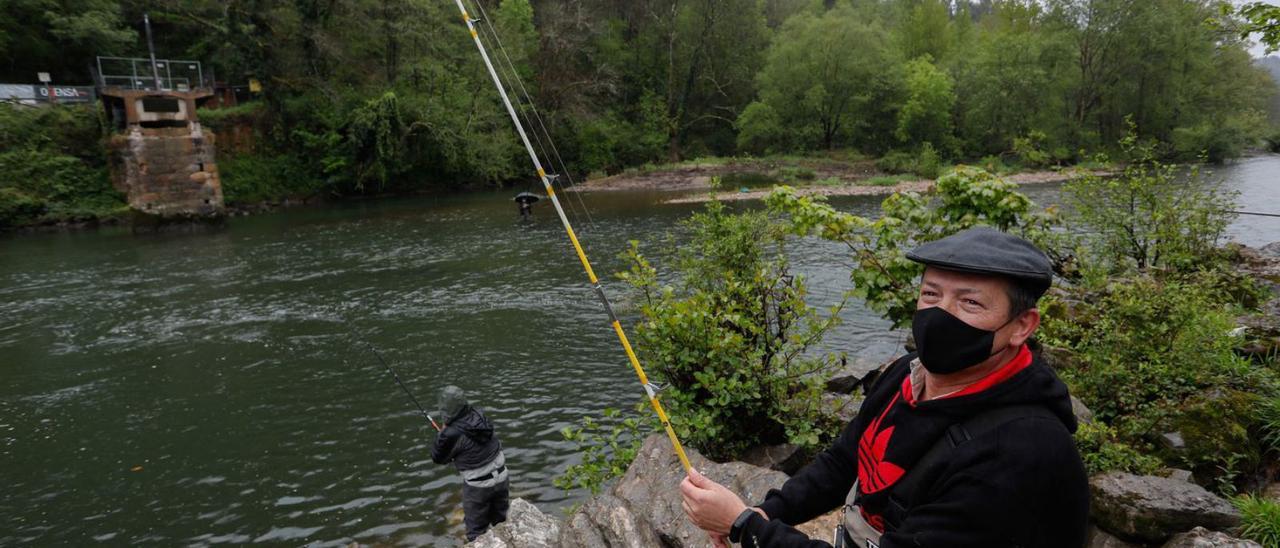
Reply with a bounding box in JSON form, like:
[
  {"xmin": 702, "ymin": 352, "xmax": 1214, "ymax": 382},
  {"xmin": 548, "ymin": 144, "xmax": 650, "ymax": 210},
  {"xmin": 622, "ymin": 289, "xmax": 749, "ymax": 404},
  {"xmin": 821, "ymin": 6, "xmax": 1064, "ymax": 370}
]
[
  {"xmin": 431, "ymin": 404, "xmax": 501, "ymax": 472},
  {"xmin": 741, "ymin": 346, "xmax": 1089, "ymax": 547}
]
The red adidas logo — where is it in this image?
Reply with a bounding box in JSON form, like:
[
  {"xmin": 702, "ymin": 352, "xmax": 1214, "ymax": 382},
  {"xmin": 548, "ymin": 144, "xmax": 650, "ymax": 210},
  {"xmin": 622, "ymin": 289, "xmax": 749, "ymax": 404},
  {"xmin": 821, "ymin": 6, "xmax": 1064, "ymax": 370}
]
[{"xmin": 858, "ymin": 393, "xmax": 905, "ymax": 494}]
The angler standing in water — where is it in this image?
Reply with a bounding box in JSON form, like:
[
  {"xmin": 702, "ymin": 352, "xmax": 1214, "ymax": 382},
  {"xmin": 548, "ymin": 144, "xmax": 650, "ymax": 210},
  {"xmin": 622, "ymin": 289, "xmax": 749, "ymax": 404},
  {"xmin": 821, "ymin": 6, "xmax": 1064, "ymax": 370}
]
[{"xmin": 431, "ymin": 385, "xmax": 510, "ymax": 542}]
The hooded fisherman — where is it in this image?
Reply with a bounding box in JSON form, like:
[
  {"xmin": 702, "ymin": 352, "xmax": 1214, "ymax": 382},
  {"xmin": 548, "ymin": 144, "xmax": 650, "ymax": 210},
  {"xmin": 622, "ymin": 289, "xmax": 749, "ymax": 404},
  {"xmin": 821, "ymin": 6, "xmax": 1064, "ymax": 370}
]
[
  {"xmin": 680, "ymin": 227, "xmax": 1090, "ymax": 547},
  {"xmin": 431, "ymin": 385, "xmax": 510, "ymax": 541}
]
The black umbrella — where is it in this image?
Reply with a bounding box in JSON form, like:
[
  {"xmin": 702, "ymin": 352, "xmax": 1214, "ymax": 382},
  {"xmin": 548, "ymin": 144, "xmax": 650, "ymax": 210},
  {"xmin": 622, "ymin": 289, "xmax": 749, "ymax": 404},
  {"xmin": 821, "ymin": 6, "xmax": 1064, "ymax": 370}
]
[{"xmin": 514, "ymin": 191, "xmax": 541, "ymax": 204}]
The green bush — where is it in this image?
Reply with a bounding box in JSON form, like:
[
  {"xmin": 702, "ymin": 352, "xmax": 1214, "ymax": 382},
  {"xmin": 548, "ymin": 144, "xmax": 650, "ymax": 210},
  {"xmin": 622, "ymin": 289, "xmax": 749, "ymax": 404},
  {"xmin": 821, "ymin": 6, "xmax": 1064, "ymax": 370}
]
[
  {"xmin": 1234, "ymin": 494, "xmax": 1280, "ymax": 547},
  {"xmin": 1175, "ymin": 389, "xmax": 1263, "ymax": 491},
  {"xmin": 620, "ymin": 201, "xmax": 844, "ymax": 460},
  {"xmin": 720, "ymin": 171, "xmax": 775, "ymax": 189},
  {"xmin": 915, "ymin": 143, "xmax": 943, "ymax": 179},
  {"xmin": 555, "ymin": 406, "xmax": 653, "ymax": 495},
  {"xmin": 977, "ymin": 155, "xmax": 1012, "ymax": 174},
  {"xmin": 776, "ymin": 165, "xmax": 817, "ymax": 183},
  {"xmin": 768, "ymin": 166, "xmax": 1058, "ymax": 327},
  {"xmin": 1012, "ymin": 131, "xmax": 1052, "ymax": 168},
  {"xmin": 1169, "ymin": 109, "xmax": 1264, "ymax": 163},
  {"xmin": 0, "ymin": 104, "xmax": 125, "ymax": 228},
  {"xmin": 1064, "ymin": 133, "xmax": 1238, "ymax": 273},
  {"xmin": 0, "ymin": 147, "xmax": 124, "ymax": 228},
  {"xmin": 875, "ymin": 143, "xmax": 943, "ymax": 179},
  {"xmin": 876, "ymin": 150, "xmax": 918, "ymax": 175},
  {"xmin": 1266, "ymin": 128, "xmax": 1280, "ymax": 153},
  {"xmin": 0, "ymin": 104, "xmax": 104, "ymax": 161},
  {"xmin": 1039, "ymin": 273, "xmax": 1278, "ymax": 491},
  {"xmin": 1074, "ymin": 421, "xmax": 1162, "ymax": 477},
  {"xmin": 1045, "ymin": 277, "xmax": 1256, "ymax": 432},
  {"xmin": 195, "ymin": 102, "xmax": 264, "ymax": 133},
  {"xmin": 1260, "ymin": 396, "xmax": 1280, "ymax": 453},
  {"xmin": 219, "ymin": 153, "xmax": 327, "ymax": 205},
  {"xmin": 736, "ymin": 101, "xmax": 787, "ymax": 156}
]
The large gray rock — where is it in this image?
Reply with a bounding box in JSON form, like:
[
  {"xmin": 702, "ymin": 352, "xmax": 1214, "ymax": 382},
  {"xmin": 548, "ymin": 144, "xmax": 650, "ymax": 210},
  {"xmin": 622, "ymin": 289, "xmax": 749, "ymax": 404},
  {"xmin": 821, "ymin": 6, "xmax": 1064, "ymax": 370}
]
[
  {"xmin": 1258, "ymin": 241, "xmax": 1280, "ymax": 260},
  {"xmin": 1090, "ymin": 472, "xmax": 1242, "ymax": 543},
  {"xmin": 558, "ymin": 493, "xmax": 664, "ymax": 548},
  {"xmin": 1043, "ymin": 344, "xmax": 1082, "ymax": 371},
  {"xmin": 1071, "ymin": 395, "xmax": 1095, "ymax": 425},
  {"xmin": 611, "ymin": 435, "xmax": 792, "ymax": 547},
  {"xmin": 825, "ymin": 355, "xmax": 886, "ymax": 394},
  {"xmin": 740, "ymin": 443, "xmax": 807, "ymax": 476},
  {"xmin": 563, "ymin": 434, "xmax": 838, "ymax": 547},
  {"xmin": 822, "ymin": 392, "xmax": 860, "ymax": 424},
  {"xmin": 1161, "ymin": 527, "xmax": 1261, "ymax": 547},
  {"xmin": 1233, "ymin": 244, "xmax": 1280, "ymax": 291},
  {"xmin": 465, "ymin": 498, "xmax": 560, "ymax": 548}
]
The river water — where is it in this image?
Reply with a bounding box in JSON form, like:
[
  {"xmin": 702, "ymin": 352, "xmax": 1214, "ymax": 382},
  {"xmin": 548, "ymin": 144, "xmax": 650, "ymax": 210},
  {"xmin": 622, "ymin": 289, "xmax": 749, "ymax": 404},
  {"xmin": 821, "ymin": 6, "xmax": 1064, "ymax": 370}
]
[{"xmin": 2, "ymin": 155, "xmax": 1278, "ymax": 545}]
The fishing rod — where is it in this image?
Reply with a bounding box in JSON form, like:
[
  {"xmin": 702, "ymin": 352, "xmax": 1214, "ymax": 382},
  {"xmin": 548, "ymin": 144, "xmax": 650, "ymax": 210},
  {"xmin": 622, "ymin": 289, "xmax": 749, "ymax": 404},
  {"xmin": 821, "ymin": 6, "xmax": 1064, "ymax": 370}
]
[
  {"xmin": 449, "ymin": 0, "xmax": 694, "ymax": 473},
  {"xmin": 364, "ymin": 340, "xmax": 442, "ymax": 432}
]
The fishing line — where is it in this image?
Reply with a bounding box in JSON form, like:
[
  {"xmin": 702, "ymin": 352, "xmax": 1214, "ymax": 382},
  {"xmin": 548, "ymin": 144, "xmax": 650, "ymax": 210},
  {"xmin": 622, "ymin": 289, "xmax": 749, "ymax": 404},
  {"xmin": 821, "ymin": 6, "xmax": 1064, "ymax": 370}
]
[
  {"xmin": 479, "ymin": 36, "xmax": 586, "ymax": 227},
  {"xmin": 450, "ymin": 0, "xmax": 694, "ymax": 473},
  {"xmin": 355, "ymin": 334, "xmax": 442, "ymax": 431},
  {"xmin": 468, "ymin": 0, "xmax": 598, "ymax": 232},
  {"xmin": 1227, "ymin": 210, "xmax": 1280, "ymax": 218}
]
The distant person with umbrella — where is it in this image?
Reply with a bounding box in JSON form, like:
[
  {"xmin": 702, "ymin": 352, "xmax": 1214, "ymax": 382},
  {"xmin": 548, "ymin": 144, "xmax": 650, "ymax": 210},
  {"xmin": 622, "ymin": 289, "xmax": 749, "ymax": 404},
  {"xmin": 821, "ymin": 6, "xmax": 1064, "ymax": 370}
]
[
  {"xmin": 431, "ymin": 385, "xmax": 510, "ymax": 541},
  {"xmin": 514, "ymin": 191, "xmax": 539, "ymax": 220}
]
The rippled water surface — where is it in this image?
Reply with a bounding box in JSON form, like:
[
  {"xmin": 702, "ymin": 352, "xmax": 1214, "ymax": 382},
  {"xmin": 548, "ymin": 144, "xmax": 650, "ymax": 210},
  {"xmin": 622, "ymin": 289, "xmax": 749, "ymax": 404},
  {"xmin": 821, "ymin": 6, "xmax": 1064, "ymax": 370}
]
[{"xmin": 1, "ymin": 155, "xmax": 1276, "ymax": 545}]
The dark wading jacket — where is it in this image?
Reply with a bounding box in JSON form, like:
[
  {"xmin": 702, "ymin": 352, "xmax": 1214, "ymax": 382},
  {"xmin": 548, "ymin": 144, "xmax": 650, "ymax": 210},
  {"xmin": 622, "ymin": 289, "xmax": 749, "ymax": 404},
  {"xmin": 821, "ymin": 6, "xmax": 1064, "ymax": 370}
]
[
  {"xmin": 431, "ymin": 404, "xmax": 501, "ymax": 472},
  {"xmin": 739, "ymin": 347, "xmax": 1090, "ymax": 547}
]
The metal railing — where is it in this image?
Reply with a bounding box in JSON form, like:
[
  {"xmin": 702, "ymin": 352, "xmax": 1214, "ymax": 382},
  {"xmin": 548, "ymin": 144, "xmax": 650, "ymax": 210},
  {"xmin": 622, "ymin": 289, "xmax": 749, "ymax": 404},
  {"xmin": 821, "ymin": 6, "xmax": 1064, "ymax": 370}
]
[{"xmin": 95, "ymin": 56, "xmax": 211, "ymax": 91}]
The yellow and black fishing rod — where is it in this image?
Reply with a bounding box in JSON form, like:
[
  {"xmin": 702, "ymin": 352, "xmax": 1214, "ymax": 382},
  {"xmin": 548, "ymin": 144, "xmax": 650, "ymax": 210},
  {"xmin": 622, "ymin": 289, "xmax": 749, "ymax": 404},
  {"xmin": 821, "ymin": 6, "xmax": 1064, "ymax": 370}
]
[{"xmin": 448, "ymin": 0, "xmax": 693, "ymax": 473}]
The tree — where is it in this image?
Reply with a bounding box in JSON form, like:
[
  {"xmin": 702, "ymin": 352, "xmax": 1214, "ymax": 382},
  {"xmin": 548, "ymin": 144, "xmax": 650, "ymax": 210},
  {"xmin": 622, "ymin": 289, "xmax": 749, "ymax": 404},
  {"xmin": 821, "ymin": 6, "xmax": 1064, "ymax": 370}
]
[
  {"xmin": 952, "ymin": 0, "xmax": 1074, "ymax": 156},
  {"xmin": 751, "ymin": 5, "xmax": 898, "ymax": 150},
  {"xmin": 494, "ymin": 0, "xmax": 538, "ymax": 84},
  {"xmin": 893, "ymin": 0, "xmax": 955, "ymax": 63},
  {"xmin": 896, "ymin": 55, "xmax": 956, "ymax": 152},
  {"xmin": 1, "ymin": 0, "xmax": 137, "ymax": 82}
]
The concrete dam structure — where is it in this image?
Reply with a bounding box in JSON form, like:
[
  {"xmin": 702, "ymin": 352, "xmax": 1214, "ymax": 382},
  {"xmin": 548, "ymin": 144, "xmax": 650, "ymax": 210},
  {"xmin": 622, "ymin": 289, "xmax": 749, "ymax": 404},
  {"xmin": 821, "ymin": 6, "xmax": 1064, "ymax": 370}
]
[{"xmin": 96, "ymin": 56, "xmax": 224, "ymax": 222}]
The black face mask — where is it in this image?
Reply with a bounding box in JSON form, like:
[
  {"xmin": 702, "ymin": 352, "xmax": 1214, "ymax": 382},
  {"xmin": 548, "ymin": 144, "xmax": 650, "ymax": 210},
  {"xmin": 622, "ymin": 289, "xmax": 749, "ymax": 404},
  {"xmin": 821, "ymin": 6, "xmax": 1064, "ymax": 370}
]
[{"xmin": 911, "ymin": 306, "xmax": 1016, "ymax": 374}]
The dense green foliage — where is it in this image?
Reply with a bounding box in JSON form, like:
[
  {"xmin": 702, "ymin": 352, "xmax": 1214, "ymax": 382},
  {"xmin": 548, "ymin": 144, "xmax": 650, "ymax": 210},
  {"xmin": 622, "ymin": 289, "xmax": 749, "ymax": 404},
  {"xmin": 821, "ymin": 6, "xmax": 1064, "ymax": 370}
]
[
  {"xmin": 766, "ymin": 165, "xmax": 1057, "ymax": 327},
  {"xmin": 1038, "ymin": 137, "xmax": 1279, "ymax": 493},
  {"xmin": 765, "ymin": 143, "xmax": 1279, "ymax": 495},
  {"xmin": 2, "ymin": 0, "xmax": 1275, "ymax": 220},
  {"xmin": 1040, "ymin": 276, "xmax": 1271, "ymax": 488},
  {"xmin": 1064, "ymin": 129, "xmax": 1239, "ymax": 271},
  {"xmin": 618, "ymin": 200, "xmax": 843, "ymax": 461},
  {"xmin": 554, "ymin": 406, "xmax": 651, "ymax": 495},
  {"xmin": 0, "ymin": 105, "xmax": 125, "ymax": 227}
]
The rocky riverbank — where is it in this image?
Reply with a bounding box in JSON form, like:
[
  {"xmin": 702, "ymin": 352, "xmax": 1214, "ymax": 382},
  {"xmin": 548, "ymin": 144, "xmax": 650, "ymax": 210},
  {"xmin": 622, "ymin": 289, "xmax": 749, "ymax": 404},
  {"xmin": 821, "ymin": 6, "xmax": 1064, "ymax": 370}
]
[{"xmin": 469, "ymin": 434, "xmax": 1265, "ymax": 547}]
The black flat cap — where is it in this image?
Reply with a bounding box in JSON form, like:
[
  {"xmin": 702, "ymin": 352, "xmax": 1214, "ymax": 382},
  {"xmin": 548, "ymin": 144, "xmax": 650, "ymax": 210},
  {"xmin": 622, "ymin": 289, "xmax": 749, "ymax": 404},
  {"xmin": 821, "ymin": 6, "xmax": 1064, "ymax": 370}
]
[{"xmin": 906, "ymin": 227, "xmax": 1053, "ymax": 296}]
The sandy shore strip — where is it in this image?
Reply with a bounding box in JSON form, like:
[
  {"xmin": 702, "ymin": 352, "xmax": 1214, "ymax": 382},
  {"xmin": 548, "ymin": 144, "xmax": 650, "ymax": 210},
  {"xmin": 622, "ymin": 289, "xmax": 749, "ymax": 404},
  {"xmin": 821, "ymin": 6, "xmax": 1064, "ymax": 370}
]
[
  {"xmin": 572, "ymin": 159, "xmax": 880, "ymax": 193},
  {"xmin": 662, "ymin": 169, "xmax": 1107, "ymax": 204}
]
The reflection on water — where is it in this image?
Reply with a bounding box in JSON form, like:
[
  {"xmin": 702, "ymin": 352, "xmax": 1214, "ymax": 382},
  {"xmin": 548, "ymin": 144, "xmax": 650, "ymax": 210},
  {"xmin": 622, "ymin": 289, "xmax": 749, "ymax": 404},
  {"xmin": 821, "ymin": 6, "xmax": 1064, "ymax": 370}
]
[{"xmin": 1, "ymin": 154, "xmax": 1276, "ymax": 545}]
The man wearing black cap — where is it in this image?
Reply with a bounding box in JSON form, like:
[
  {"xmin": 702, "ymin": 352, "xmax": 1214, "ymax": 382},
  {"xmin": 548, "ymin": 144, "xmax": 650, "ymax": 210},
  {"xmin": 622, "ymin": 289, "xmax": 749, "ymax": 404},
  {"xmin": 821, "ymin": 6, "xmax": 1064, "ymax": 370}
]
[
  {"xmin": 431, "ymin": 385, "xmax": 510, "ymax": 542},
  {"xmin": 680, "ymin": 227, "xmax": 1089, "ymax": 547}
]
